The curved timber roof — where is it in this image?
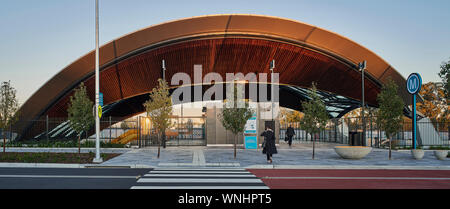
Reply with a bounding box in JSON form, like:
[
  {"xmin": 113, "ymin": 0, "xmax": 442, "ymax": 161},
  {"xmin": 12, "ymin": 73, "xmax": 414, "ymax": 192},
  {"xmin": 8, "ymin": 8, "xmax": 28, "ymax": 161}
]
[{"xmin": 16, "ymin": 14, "xmax": 412, "ymax": 139}]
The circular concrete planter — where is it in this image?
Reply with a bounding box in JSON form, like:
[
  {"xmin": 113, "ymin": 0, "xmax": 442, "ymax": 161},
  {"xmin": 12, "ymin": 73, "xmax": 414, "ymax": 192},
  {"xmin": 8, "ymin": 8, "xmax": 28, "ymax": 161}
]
[
  {"xmin": 334, "ymin": 146, "xmax": 372, "ymax": 159},
  {"xmin": 411, "ymin": 149, "xmax": 424, "ymax": 160},
  {"xmin": 434, "ymin": 150, "xmax": 448, "ymax": 160}
]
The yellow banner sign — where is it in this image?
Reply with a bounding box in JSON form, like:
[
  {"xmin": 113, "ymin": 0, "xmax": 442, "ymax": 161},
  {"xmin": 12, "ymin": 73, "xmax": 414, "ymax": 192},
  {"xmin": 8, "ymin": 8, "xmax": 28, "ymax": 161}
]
[{"xmin": 98, "ymin": 105, "xmax": 102, "ymax": 119}]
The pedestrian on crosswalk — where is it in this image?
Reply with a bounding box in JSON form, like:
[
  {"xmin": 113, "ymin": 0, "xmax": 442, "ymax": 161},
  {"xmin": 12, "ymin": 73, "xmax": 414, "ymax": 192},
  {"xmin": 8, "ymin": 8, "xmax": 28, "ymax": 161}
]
[{"xmin": 261, "ymin": 127, "xmax": 277, "ymax": 164}]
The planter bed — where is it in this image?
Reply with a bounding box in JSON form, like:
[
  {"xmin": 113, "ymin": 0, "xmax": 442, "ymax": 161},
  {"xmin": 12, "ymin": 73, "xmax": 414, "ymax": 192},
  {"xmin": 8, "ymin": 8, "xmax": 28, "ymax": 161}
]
[{"xmin": 0, "ymin": 152, "xmax": 120, "ymax": 164}]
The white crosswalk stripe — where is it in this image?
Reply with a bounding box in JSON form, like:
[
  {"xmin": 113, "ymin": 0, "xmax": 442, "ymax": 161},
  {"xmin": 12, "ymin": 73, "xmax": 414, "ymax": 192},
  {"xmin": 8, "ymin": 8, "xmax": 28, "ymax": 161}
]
[{"xmin": 130, "ymin": 168, "xmax": 269, "ymax": 189}]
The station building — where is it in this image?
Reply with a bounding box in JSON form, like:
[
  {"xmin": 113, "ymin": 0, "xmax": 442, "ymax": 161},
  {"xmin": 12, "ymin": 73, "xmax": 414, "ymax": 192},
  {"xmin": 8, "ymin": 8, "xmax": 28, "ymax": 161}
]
[{"xmin": 15, "ymin": 14, "xmax": 415, "ymax": 146}]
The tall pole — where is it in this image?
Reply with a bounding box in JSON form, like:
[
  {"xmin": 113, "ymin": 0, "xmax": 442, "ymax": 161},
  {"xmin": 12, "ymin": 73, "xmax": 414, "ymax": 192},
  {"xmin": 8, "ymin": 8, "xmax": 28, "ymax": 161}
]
[
  {"xmin": 406, "ymin": 73, "xmax": 421, "ymax": 150},
  {"xmin": 413, "ymin": 94, "xmax": 417, "ymax": 149},
  {"xmin": 46, "ymin": 115, "xmax": 49, "ymax": 140},
  {"xmin": 270, "ymin": 60, "xmax": 275, "ymax": 124},
  {"xmin": 359, "ymin": 61, "xmax": 366, "ymax": 147},
  {"xmin": 93, "ymin": 0, "xmax": 102, "ymax": 163},
  {"xmin": 162, "ymin": 59, "xmax": 166, "ymax": 148}
]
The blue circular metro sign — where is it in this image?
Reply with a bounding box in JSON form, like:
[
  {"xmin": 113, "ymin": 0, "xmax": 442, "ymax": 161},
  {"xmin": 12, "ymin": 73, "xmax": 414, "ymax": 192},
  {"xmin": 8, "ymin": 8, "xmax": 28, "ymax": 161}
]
[{"xmin": 406, "ymin": 73, "xmax": 422, "ymax": 94}]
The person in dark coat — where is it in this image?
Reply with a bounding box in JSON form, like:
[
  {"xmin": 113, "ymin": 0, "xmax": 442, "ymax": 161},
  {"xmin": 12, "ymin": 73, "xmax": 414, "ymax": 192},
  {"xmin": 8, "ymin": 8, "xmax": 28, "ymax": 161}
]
[
  {"xmin": 261, "ymin": 127, "xmax": 277, "ymax": 163},
  {"xmin": 286, "ymin": 126, "xmax": 295, "ymax": 147}
]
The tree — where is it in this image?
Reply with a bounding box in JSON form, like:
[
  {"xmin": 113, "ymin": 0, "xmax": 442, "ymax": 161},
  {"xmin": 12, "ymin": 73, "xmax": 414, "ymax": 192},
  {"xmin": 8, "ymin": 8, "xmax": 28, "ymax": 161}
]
[
  {"xmin": 143, "ymin": 79, "xmax": 173, "ymax": 158},
  {"xmin": 343, "ymin": 107, "xmax": 370, "ymax": 130},
  {"xmin": 438, "ymin": 58, "xmax": 450, "ymax": 99},
  {"xmin": 67, "ymin": 82, "xmax": 95, "ymax": 154},
  {"xmin": 219, "ymin": 82, "xmax": 253, "ymax": 159},
  {"xmin": 377, "ymin": 78, "xmax": 404, "ymax": 159},
  {"xmin": 0, "ymin": 81, "xmax": 19, "ymax": 153},
  {"xmin": 299, "ymin": 82, "xmax": 329, "ymax": 159},
  {"xmin": 280, "ymin": 108, "xmax": 303, "ymax": 126},
  {"xmin": 416, "ymin": 82, "xmax": 449, "ymax": 125}
]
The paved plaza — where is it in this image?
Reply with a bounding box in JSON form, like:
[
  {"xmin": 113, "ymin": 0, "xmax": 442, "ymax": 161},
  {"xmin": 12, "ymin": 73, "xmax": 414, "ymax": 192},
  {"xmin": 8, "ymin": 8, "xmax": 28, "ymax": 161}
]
[
  {"xmin": 98, "ymin": 142, "xmax": 450, "ymax": 169},
  {"xmin": 1, "ymin": 142, "xmax": 449, "ymax": 169}
]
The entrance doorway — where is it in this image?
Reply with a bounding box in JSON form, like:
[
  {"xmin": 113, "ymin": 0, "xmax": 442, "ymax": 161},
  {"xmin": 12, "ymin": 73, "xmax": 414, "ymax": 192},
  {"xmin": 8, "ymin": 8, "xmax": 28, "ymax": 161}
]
[
  {"xmin": 135, "ymin": 115, "xmax": 206, "ymax": 147},
  {"xmin": 265, "ymin": 121, "xmax": 275, "ymax": 131}
]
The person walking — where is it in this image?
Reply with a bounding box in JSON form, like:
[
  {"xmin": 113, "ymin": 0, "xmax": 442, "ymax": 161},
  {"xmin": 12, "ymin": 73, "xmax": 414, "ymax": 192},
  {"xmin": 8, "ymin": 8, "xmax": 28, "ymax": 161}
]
[
  {"xmin": 286, "ymin": 125, "xmax": 295, "ymax": 148},
  {"xmin": 261, "ymin": 127, "xmax": 277, "ymax": 164}
]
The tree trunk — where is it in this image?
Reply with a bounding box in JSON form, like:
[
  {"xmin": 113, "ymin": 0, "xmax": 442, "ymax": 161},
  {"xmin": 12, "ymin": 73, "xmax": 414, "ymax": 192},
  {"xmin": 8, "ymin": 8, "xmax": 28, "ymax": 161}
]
[
  {"xmin": 3, "ymin": 135, "xmax": 6, "ymax": 153},
  {"xmin": 78, "ymin": 134, "xmax": 81, "ymax": 155},
  {"xmin": 234, "ymin": 134, "xmax": 237, "ymax": 159},
  {"xmin": 157, "ymin": 133, "xmax": 161, "ymax": 158},
  {"xmin": 388, "ymin": 138, "xmax": 392, "ymax": 160},
  {"xmin": 162, "ymin": 132, "xmax": 166, "ymax": 149},
  {"xmin": 312, "ymin": 132, "xmax": 315, "ymax": 160}
]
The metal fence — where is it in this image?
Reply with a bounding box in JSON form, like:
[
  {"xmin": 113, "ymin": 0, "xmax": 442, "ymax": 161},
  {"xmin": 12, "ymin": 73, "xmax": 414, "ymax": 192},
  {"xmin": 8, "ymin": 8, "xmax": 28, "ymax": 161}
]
[
  {"xmin": 6, "ymin": 115, "xmax": 449, "ymax": 148},
  {"xmin": 4, "ymin": 115, "xmax": 206, "ymax": 147},
  {"xmin": 279, "ymin": 121, "xmax": 347, "ymax": 144},
  {"xmin": 280, "ymin": 117, "xmax": 450, "ymax": 148},
  {"xmin": 133, "ymin": 116, "xmax": 206, "ymax": 147},
  {"xmin": 3, "ymin": 117, "xmax": 138, "ymax": 143}
]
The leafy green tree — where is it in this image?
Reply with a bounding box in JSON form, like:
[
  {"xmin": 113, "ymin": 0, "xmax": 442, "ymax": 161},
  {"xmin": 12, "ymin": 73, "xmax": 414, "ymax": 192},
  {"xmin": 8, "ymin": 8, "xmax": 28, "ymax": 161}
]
[
  {"xmin": 0, "ymin": 81, "xmax": 19, "ymax": 152},
  {"xmin": 377, "ymin": 78, "xmax": 404, "ymax": 159},
  {"xmin": 143, "ymin": 79, "xmax": 173, "ymax": 158},
  {"xmin": 300, "ymin": 82, "xmax": 329, "ymax": 159},
  {"xmin": 67, "ymin": 82, "xmax": 95, "ymax": 154},
  {"xmin": 219, "ymin": 82, "xmax": 253, "ymax": 159},
  {"xmin": 438, "ymin": 58, "xmax": 450, "ymax": 99}
]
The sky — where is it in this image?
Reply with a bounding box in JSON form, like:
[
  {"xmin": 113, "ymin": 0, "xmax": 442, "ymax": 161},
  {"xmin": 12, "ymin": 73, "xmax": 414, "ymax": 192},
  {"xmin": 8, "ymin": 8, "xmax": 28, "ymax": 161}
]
[{"xmin": 0, "ymin": 0, "xmax": 449, "ymax": 105}]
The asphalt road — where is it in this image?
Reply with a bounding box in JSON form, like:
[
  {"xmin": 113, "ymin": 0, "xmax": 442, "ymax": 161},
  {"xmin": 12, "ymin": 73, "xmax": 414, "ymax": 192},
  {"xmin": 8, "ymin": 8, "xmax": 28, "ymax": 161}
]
[
  {"xmin": 248, "ymin": 169, "xmax": 450, "ymax": 189},
  {"xmin": 0, "ymin": 167, "xmax": 152, "ymax": 189},
  {"xmin": 2, "ymin": 167, "xmax": 450, "ymax": 189}
]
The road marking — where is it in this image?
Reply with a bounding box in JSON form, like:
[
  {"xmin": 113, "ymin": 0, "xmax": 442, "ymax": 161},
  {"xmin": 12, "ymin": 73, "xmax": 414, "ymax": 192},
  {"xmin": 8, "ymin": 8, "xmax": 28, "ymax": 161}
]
[
  {"xmin": 144, "ymin": 174, "xmax": 256, "ymax": 177},
  {"xmin": 154, "ymin": 168, "xmax": 245, "ymax": 171},
  {"xmin": 0, "ymin": 175, "xmax": 138, "ymax": 179},
  {"xmin": 138, "ymin": 178, "xmax": 263, "ymax": 183},
  {"xmin": 192, "ymin": 149, "xmax": 206, "ymax": 166},
  {"xmin": 157, "ymin": 163, "xmax": 241, "ymax": 167},
  {"xmin": 131, "ymin": 168, "xmax": 268, "ymax": 189},
  {"xmin": 260, "ymin": 176, "xmax": 450, "ymax": 180},
  {"xmin": 131, "ymin": 186, "xmax": 269, "ymax": 189},
  {"xmin": 150, "ymin": 171, "xmax": 250, "ymax": 174}
]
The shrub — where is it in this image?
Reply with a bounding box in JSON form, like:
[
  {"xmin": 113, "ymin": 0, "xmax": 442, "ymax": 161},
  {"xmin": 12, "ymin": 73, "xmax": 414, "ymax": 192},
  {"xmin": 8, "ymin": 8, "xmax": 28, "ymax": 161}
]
[{"xmin": 430, "ymin": 146, "xmax": 450, "ymax": 150}]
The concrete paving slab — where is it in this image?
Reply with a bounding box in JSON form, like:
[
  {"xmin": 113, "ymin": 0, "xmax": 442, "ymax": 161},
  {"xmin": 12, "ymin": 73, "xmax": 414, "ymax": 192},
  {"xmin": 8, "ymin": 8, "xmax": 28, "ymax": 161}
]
[{"xmin": 2, "ymin": 143, "xmax": 449, "ymax": 169}]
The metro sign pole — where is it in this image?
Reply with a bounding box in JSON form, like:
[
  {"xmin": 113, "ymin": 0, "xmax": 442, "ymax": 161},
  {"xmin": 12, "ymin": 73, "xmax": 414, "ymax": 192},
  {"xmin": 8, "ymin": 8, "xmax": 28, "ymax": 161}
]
[
  {"xmin": 406, "ymin": 73, "xmax": 422, "ymax": 150},
  {"xmin": 93, "ymin": 0, "xmax": 102, "ymax": 163}
]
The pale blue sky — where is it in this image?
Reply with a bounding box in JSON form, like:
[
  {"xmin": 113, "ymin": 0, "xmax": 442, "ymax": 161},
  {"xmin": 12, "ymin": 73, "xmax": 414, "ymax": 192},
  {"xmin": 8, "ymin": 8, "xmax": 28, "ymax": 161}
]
[{"xmin": 1, "ymin": 0, "xmax": 449, "ymax": 104}]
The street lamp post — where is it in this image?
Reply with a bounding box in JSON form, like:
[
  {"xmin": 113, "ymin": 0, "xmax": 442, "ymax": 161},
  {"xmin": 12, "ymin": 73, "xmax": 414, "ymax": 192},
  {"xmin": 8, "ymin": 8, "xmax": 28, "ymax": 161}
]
[
  {"xmin": 93, "ymin": 0, "xmax": 102, "ymax": 163},
  {"xmin": 270, "ymin": 60, "xmax": 275, "ymax": 124},
  {"xmin": 162, "ymin": 59, "xmax": 166, "ymax": 148},
  {"xmin": 359, "ymin": 61, "xmax": 367, "ymax": 147}
]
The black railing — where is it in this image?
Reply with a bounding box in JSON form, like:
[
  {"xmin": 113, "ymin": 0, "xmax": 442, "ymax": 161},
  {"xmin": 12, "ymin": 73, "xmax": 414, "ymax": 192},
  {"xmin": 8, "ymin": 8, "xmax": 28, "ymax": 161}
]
[
  {"xmin": 8, "ymin": 116, "xmax": 449, "ymax": 148},
  {"xmin": 7, "ymin": 115, "xmax": 207, "ymax": 147},
  {"xmin": 280, "ymin": 117, "xmax": 450, "ymax": 148}
]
